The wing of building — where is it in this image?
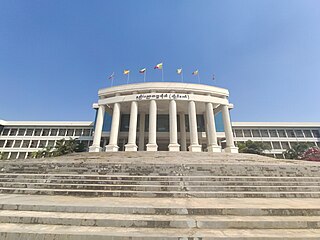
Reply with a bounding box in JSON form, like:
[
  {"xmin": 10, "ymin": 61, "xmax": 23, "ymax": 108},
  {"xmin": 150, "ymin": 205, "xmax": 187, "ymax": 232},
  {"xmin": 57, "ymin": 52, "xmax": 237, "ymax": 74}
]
[{"xmin": 1, "ymin": 83, "xmax": 319, "ymax": 159}]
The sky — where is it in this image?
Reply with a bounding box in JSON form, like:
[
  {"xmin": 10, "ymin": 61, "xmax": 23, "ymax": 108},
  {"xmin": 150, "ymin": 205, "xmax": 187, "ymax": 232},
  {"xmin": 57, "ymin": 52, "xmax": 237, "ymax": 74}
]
[{"xmin": 0, "ymin": 0, "xmax": 319, "ymax": 122}]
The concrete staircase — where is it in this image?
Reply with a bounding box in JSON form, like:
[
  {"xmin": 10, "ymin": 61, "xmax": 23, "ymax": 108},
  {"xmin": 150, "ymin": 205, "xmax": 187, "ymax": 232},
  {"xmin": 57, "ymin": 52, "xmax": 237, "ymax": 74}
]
[{"xmin": 0, "ymin": 152, "xmax": 319, "ymax": 239}]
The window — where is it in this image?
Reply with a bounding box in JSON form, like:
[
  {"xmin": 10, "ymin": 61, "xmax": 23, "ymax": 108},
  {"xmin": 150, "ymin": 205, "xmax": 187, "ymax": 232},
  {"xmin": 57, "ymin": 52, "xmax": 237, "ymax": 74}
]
[
  {"xmin": 30, "ymin": 140, "xmax": 38, "ymax": 148},
  {"xmin": 83, "ymin": 129, "xmax": 91, "ymax": 136},
  {"xmin": 58, "ymin": 129, "xmax": 66, "ymax": 136},
  {"xmin": 34, "ymin": 129, "xmax": 41, "ymax": 136},
  {"xmin": 50, "ymin": 129, "xmax": 58, "ymax": 136},
  {"xmin": 264, "ymin": 142, "xmax": 272, "ymax": 149},
  {"xmin": 0, "ymin": 140, "xmax": 5, "ymax": 147},
  {"xmin": 196, "ymin": 115, "xmax": 205, "ymax": 132},
  {"xmin": 312, "ymin": 130, "xmax": 320, "ymax": 138},
  {"xmin": 75, "ymin": 129, "xmax": 82, "ymax": 136},
  {"xmin": 66, "ymin": 129, "xmax": 74, "ymax": 136},
  {"xmin": 18, "ymin": 152, "xmax": 26, "ymax": 159},
  {"xmin": 272, "ymin": 142, "xmax": 281, "ymax": 149},
  {"xmin": 120, "ymin": 114, "xmax": 130, "ymax": 132},
  {"xmin": 243, "ymin": 129, "xmax": 252, "ymax": 137},
  {"xmin": 278, "ymin": 130, "xmax": 286, "ymax": 137},
  {"xmin": 295, "ymin": 130, "xmax": 304, "ymax": 138},
  {"xmin": 1, "ymin": 129, "xmax": 9, "ymax": 136},
  {"xmin": 235, "ymin": 130, "xmax": 243, "ymax": 137},
  {"xmin": 17, "ymin": 129, "xmax": 26, "ymax": 136},
  {"xmin": 9, "ymin": 152, "xmax": 18, "ymax": 159},
  {"xmin": 9, "ymin": 129, "xmax": 17, "ymax": 136},
  {"xmin": 252, "ymin": 130, "xmax": 261, "ymax": 137},
  {"xmin": 157, "ymin": 115, "xmax": 169, "ymax": 132},
  {"xmin": 47, "ymin": 140, "xmax": 55, "ymax": 147},
  {"xmin": 25, "ymin": 129, "xmax": 34, "ymax": 136},
  {"xmin": 38, "ymin": 140, "xmax": 46, "ymax": 148},
  {"xmin": 281, "ymin": 142, "xmax": 290, "ymax": 149},
  {"xmin": 269, "ymin": 130, "xmax": 278, "ymax": 137},
  {"xmin": 22, "ymin": 140, "xmax": 30, "ymax": 148},
  {"xmin": 304, "ymin": 130, "xmax": 313, "ymax": 138},
  {"xmin": 5, "ymin": 140, "xmax": 14, "ymax": 148},
  {"xmin": 42, "ymin": 129, "xmax": 50, "ymax": 136},
  {"xmin": 261, "ymin": 130, "xmax": 269, "ymax": 138},
  {"xmin": 13, "ymin": 140, "xmax": 22, "ymax": 148},
  {"xmin": 286, "ymin": 130, "xmax": 295, "ymax": 138}
]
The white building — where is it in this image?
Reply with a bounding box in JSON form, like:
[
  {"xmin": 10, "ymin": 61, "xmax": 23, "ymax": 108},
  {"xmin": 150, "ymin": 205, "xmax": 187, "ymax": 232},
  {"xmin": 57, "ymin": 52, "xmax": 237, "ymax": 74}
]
[{"xmin": 1, "ymin": 83, "xmax": 319, "ymax": 159}]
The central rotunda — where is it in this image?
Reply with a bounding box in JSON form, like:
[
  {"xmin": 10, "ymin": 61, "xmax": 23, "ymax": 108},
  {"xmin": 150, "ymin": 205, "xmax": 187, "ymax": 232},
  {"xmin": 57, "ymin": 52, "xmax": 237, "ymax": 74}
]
[{"xmin": 89, "ymin": 82, "xmax": 238, "ymax": 153}]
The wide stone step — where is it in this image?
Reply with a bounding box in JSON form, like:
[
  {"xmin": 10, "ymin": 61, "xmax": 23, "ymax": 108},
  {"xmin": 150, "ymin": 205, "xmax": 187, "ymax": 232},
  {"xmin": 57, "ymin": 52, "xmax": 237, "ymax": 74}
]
[
  {"xmin": 1, "ymin": 188, "xmax": 320, "ymax": 197},
  {"xmin": 1, "ymin": 174, "xmax": 320, "ymax": 182},
  {"xmin": 1, "ymin": 210, "xmax": 320, "ymax": 229},
  {"xmin": 1, "ymin": 182, "xmax": 320, "ymax": 192},
  {"xmin": 1, "ymin": 223, "xmax": 320, "ymax": 239},
  {"xmin": 1, "ymin": 194, "xmax": 320, "ymax": 216},
  {"xmin": 1, "ymin": 178, "xmax": 320, "ymax": 186}
]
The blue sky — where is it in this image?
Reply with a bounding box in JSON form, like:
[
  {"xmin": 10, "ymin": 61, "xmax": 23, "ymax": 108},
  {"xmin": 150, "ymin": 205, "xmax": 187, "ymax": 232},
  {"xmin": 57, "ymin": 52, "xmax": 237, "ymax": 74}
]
[{"xmin": 0, "ymin": 0, "xmax": 319, "ymax": 122}]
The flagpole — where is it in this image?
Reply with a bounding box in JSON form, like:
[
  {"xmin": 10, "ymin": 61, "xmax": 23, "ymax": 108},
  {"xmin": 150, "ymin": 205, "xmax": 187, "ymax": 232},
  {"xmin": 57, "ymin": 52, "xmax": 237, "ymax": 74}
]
[
  {"xmin": 127, "ymin": 73, "xmax": 130, "ymax": 84},
  {"xmin": 198, "ymin": 72, "xmax": 200, "ymax": 84},
  {"xmin": 144, "ymin": 71, "xmax": 146, "ymax": 82},
  {"xmin": 181, "ymin": 71, "xmax": 184, "ymax": 82},
  {"xmin": 161, "ymin": 67, "xmax": 164, "ymax": 81},
  {"xmin": 111, "ymin": 76, "xmax": 114, "ymax": 87}
]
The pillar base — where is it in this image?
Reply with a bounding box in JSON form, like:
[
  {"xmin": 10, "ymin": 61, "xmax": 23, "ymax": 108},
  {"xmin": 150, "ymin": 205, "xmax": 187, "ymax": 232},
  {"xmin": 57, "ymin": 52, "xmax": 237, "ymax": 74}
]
[
  {"xmin": 125, "ymin": 144, "xmax": 138, "ymax": 152},
  {"xmin": 207, "ymin": 145, "xmax": 222, "ymax": 153},
  {"xmin": 105, "ymin": 144, "xmax": 119, "ymax": 152},
  {"xmin": 168, "ymin": 143, "xmax": 180, "ymax": 152},
  {"xmin": 224, "ymin": 146, "xmax": 239, "ymax": 153},
  {"xmin": 88, "ymin": 145, "xmax": 102, "ymax": 152},
  {"xmin": 188, "ymin": 144, "xmax": 202, "ymax": 152},
  {"xmin": 146, "ymin": 143, "xmax": 158, "ymax": 151}
]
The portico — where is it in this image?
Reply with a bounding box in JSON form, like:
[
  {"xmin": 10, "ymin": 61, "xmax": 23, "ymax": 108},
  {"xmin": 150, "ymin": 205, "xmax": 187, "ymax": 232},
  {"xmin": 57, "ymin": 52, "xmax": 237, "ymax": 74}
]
[{"xmin": 89, "ymin": 82, "xmax": 238, "ymax": 153}]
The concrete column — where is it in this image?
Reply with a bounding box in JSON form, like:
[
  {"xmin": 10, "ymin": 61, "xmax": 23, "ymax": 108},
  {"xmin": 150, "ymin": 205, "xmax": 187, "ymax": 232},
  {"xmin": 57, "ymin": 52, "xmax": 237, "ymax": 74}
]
[
  {"xmin": 221, "ymin": 104, "xmax": 238, "ymax": 153},
  {"xmin": 125, "ymin": 101, "xmax": 138, "ymax": 151},
  {"xmin": 89, "ymin": 105, "xmax": 105, "ymax": 152},
  {"xmin": 179, "ymin": 112, "xmax": 187, "ymax": 151},
  {"xmin": 146, "ymin": 100, "xmax": 158, "ymax": 151},
  {"xmin": 105, "ymin": 102, "xmax": 121, "ymax": 152},
  {"xmin": 138, "ymin": 112, "xmax": 146, "ymax": 151},
  {"xmin": 188, "ymin": 100, "xmax": 201, "ymax": 152},
  {"xmin": 168, "ymin": 99, "xmax": 180, "ymax": 151},
  {"xmin": 205, "ymin": 102, "xmax": 221, "ymax": 152}
]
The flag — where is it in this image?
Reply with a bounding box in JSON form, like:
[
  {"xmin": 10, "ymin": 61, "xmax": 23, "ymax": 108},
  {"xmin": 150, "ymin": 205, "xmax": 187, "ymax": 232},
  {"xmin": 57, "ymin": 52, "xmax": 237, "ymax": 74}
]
[
  {"xmin": 123, "ymin": 70, "xmax": 130, "ymax": 75},
  {"xmin": 177, "ymin": 68, "xmax": 182, "ymax": 75},
  {"xmin": 192, "ymin": 70, "xmax": 199, "ymax": 75},
  {"xmin": 139, "ymin": 68, "xmax": 146, "ymax": 73},
  {"xmin": 154, "ymin": 63, "xmax": 163, "ymax": 69},
  {"xmin": 108, "ymin": 72, "xmax": 115, "ymax": 79}
]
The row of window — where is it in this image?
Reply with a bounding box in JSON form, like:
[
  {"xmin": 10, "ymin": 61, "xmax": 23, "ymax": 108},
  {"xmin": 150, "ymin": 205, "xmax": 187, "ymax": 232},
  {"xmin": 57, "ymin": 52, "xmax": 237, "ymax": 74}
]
[
  {"xmin": 0, "ymin": 128, "xmax": 92, "ymax": 137},
  {"xmin": 235, "ymin": 141, "xmax": 320, "ymax": 150},
  {"xmin": 0, "ymin": 139, "xmax": 93, "ymax": 149},
  {"xmin": 234, "ymin": 129, "xmax": 320, "ymax": 138}
]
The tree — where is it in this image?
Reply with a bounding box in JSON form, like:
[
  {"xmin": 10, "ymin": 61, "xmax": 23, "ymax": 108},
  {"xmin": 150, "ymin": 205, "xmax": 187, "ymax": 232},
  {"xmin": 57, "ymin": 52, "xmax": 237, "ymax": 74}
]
[
  {"xmin": 30, "ymin": 138, "xmax": 85, "ymax": 159},
  {"xmin": 284, "ymin": 143, "xmax": 309, "ymax": 159},
  {"xmin": 238, "ymin": 140, "xmax": 271, "ymax": 155}
]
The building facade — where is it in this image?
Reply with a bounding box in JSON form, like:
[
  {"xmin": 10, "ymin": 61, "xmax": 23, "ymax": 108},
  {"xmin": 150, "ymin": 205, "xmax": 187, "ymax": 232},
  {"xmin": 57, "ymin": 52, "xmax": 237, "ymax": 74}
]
[
  {"xmin": 89, "ymin": 82, "xmax": 238, "ymax": 153},
  {"xmin": 1, "ymin": 83, "xmax": 319, "ymax": 159}
]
